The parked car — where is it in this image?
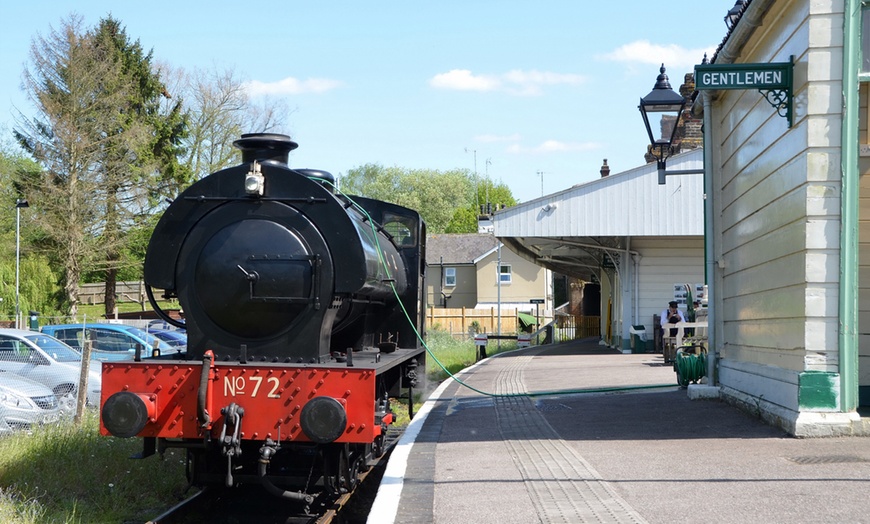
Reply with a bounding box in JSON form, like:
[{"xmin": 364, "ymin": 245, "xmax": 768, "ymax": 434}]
[
  {"xmin": 41, "ymin": 323, "xmax": 174, "ymax": 361},
  {"xmin": 0, "ymin": 369, "xmax": 62, "ymax": 434},
  {"xmin": 148, "ymin": 329, "xmax": 187, "ymax": 350},
  {"xmin": 0, "ymin": 329, "xmax": 102, "ymax": 412}
]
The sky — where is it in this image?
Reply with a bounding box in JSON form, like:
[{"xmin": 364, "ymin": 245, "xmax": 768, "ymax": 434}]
[{"xmin": 0, "ymin": 1, "xmax": 732, "ymax": 203}]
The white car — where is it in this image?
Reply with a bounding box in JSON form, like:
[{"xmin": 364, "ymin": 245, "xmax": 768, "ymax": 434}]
[
  {"xmin": 0, "ymin": 329, "xmax": 101, "ymax": 412},
  {"xmin": 0, "ymin": 369, "xmax": 62, "ymax": 434}
]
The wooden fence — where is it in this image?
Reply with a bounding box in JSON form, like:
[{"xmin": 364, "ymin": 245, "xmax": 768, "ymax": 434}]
[
  {"xmin": 553, "ymin": 314, "xmax": 601, "ymax": 340},
  {"xmin": 425, "ymin": 307, "xmax": 601, "ymax": 342},
  {"xmin": 78, "ymin": 281, "xmax": 150, "ymax": 306},
  {"xmin": 426, "ymin": 307, "xmax": 522, "ymax": 338}
]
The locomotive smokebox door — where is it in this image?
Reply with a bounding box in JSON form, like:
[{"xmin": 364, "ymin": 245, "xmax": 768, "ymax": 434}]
[{"xmin": 194, "ymin": 218, "xmax": 318, "ymax": 339}]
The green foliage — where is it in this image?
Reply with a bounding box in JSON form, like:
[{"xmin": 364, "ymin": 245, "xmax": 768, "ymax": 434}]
[
  {"xmin": 0, "ymin": 255, "xmax": 62, "ymax": 321},
  {"xmin": 341, "ymin": 164, "xmax": 475, "ymax": 233},
  {"xmin": 13, "ymin": 15, "xmax": 189, "ymax": 316},
  {"xmin": 341, "ymin": 165, "xmax": 518, "ymax": 235},
  {"xmin": 445, "ymin": 179, "xmax": 518, "ymax": 233}
]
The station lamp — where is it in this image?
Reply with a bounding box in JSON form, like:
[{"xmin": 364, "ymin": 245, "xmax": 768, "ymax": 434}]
[
  {"xmin": 725, "ymin": 1, "xmax": 747, "ymax": 30},
  {"xmin": 638, "ymin": 64, "xmax": 689, "ymax": 184}
]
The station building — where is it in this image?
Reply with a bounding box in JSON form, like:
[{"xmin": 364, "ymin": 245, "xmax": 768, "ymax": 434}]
[{"xmin": 495, "ymin": 0, "xmax": 870, "ymax": 436}]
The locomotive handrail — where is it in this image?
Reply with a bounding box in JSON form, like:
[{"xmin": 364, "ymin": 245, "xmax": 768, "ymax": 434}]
[{"xmin": 182, "ymin": 195, "xmax": 328, "ymax": 204}]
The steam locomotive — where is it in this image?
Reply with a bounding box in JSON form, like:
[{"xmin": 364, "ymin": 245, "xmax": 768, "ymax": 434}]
[{"xmin": 99, "ymin": 133, "xmax": 427, "ymax": 502}]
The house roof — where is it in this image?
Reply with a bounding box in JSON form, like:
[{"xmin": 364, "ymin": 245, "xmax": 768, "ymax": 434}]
[{"xmin": 426, "ymin": 234, "xmax": 499, "ymax": 265}]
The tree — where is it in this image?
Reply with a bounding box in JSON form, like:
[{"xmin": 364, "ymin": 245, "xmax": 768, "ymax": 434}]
[
  {"xmin": 158, "ymin": 64, "xmax": 291, "ymax": 182},
  {"xmin": 0, "ymin": 144, "xmax": 61, "ymax": 322},
  {"xmin": 88, "ymin": 17, "xmax": 188, "ymax": 316},
  {"xmin": 13, "ymin": 15, "xmax": 186, "ymax": 316},
  {"xmin": 340, "ymin": 164, "xmax": 474, "ymax": 233},
  {"xmin": 445, "ymin": 179, "xmax": 517, "ymax": 233}
]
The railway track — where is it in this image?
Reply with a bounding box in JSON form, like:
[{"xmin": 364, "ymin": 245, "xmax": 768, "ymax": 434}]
[{"xmin": 147, "ymin": 428, "xmax": 399, "ymax": 524}]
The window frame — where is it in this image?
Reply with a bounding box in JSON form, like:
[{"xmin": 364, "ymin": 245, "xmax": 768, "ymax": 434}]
[
  {"xmin": 862, "ymin": 2, "xmax": 870, "ymax": 81},
  {"xmin": 498, "ymin": 264, "xmax": 512, "ymax": 285},
  {"xmin": 444, "ymin": 267, "xmax": 457, "ymax": 287}
]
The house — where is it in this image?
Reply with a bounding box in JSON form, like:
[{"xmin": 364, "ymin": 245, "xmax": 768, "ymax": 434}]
[{"xmin": 425, "ymin": 233, "xmax": 551, "ymax": 317}]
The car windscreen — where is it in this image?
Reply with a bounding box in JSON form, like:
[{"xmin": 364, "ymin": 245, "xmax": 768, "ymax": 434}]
[
  {"xmin": 151, "ymin": 330, "xmax": 187, "ymax": 346},
  {"xmin": 25, "ymin": 334, "xmax": 82, "ymax": 362},
  {"xmin": 124, "ymin": 327, "xmax": 171, "ymax": 350}
]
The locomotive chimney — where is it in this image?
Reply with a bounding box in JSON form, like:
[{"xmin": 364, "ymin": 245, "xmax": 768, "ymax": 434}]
[{"xmin": 233, "ymin": 133, "xmax": 299, "ymax": 166}]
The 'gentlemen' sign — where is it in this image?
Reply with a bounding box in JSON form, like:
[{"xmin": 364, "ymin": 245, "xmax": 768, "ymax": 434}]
[
  {"xmin": 694, "ymin": 58, "xmax": 794, "ymax": 127},
  {"xmin": 695, "ymin": 61, "xmax": 791, "ymax": 90}
]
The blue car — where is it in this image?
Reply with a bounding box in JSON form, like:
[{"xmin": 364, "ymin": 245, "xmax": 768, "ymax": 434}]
[
  {"xmin": 148, "ymin": 329, "xmax": 187, "ymax": 350},
  {"xmin": 40, "ymin": 323, "xmax": 174, "ymax": 361}
]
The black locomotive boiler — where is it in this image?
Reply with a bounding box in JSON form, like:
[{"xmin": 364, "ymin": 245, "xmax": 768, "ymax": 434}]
[{"xmin": 99, "ymin": 133, "xmax": 427, "ymax": 502}]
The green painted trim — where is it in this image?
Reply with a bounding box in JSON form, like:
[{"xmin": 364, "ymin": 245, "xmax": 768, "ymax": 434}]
[
  {"xmin": 798, "ymin": 371, "xmax": 839, "ymax": 410},
  {"xmin": 841, "ymin": 0, "xmax": 861, "ymax": 411}
]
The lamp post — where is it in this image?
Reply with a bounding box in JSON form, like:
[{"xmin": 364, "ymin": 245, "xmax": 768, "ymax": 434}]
[
  {"xmin": 724, "ymin": 0, "xmax": 747, "ymax": 30},
  {"xmin": 15, "ymin": 198, "xmax": 29, "ymax": 329},
  {"xmin": 638, "ymin": 64, "xmax": 704, "ymax": 184}
]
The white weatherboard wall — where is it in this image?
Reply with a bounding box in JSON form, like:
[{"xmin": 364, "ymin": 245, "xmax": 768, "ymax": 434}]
[
  {"xmin": 632, "ymin": 237, "xmax": 705, "ymax": 333},
  {"xmin": 711, "ymin": 0, "xmax": 851, "ymax": 435}
]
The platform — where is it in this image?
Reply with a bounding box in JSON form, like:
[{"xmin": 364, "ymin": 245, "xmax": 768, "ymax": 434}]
[{"xmin": 369, "ymin": 338, "xmax": 870, "ymax": 523}]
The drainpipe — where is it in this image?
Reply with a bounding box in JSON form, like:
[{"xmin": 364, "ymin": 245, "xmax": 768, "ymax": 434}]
[
  {"xmin": 440, "ymin": 256, "xmax": 445, "ymax": 307},
  {"xmin": 702, "ymin": 91, "xmax": 716, "ymax": 384},
  {"xmin": 623, "ymin": 236, "xmax": 631, "ymax": 349},
  {"xmin": 840, "ymin": 0, "xmax": 861, "ymax": 411},
  {"xmin": 634, "ymin": 245, "xmax": 641, "ymax": 327}
]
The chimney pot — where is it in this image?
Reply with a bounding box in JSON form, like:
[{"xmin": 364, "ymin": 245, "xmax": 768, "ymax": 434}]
[{"xmin": 600, "ymin": 159, "xmax": 610, "ymax": 178}]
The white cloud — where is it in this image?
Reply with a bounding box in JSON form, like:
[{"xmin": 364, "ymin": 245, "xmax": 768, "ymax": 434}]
[
  {"xmin": 506, "ymin": 140, "xmax": 602, "ymax": 154},
  {"xmin": 429, "ymin": 69, "xmax": 501, "ymax": 91},
  {"xmin": 243, "ymin": 77, "xmax": 343, "ymax": 96},
  {"xmin": 430, "ymin": 68, "xmax": 585, "ymax": 96},
  {"xmin": 599, "ymin": 40, "xmax": 715, "ymax": 70}
]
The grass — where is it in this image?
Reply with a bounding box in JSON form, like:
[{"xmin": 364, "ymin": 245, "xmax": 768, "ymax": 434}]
[
  {"xmin": 388, "ymin": 328, "xmax": 520, "ymax": 425},
  {"xmin": 66, "ymin": 301, "xmax": 179, "ymax": 324},
  {"xmin": 0, "ymin": 410, "xmax": 189, "ymax": 523},
  {"xmin": 424, "ymin": 327, "xmax": 518, "ymax": 382}
]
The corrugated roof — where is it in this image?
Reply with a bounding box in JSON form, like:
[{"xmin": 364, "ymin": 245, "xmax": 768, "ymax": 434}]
[
  {"xmin": 494, "ymin": 148, "xmax": 705, "ymax": 238},
  {"xmin": 491, "ymin": 149, "xmax": 705, "ymax": 279}
]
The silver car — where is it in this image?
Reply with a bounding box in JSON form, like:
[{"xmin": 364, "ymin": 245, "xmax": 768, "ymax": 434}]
[
  {"xmin": 0, "ymin": 369, "xmax": 62, "ymax": 434},
  {"xmin": 0, "ymin": 329, "xmax": 101, "ymax": 412}
]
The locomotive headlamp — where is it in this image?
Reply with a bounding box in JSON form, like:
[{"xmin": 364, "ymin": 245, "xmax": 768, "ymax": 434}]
[
  {"xmin": 245, "ymin": 160, "xmax": 265, "ymax": 196},
  {"xmin": 300, "ymin": 397, "xmax": 347, "ymax": 444},
  {"xmin": 101, "ymin": 391, "xmax": 157, "ymax": 438}
]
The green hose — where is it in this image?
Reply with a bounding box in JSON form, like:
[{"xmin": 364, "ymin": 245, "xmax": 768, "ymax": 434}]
[
  {"xmin": 314, "ymin": 177, "xmax": 677, "ymax": 398},
  {"xmin": 674, "ymin": 349, "xmax": 707, "ymax": 388}
]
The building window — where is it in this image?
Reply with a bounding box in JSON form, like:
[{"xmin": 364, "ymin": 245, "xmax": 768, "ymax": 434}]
[
  {"xmin": 499, "ymin": 264, "xmax": 512, "ymax": 284},
  {"xmin": 863, "ymin": 6, "xmax": 870, "ymax": 75},
  {"xmin": 444, "ymin": 267, "xmax": 456, "ymax": 287}
]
